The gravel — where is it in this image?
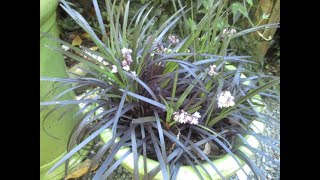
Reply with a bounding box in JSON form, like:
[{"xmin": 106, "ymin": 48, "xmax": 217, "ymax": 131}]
[
  {"xmin": 256, "ymin": 98, "xmax": 280, "ymax": 180},
  {"xmin": 108, "ymin": 166, "xmax": 133, "ymax": 180},
  {"xmin": 229, "ymin": 98, "xmax": 280, "ymax": 180}
]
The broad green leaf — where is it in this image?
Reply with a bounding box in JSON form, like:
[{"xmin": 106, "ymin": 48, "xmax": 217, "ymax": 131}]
[
  {"xmin": 246, "ymin": 0, "xmax": 253, "ymax": 6},
  {"xmin": 202, "ymin": 0, "xmax": 214, "ymax": 10},
  {"xmin": 262, "ymin": 13, "xmax": 270, "ymax": 19},
  {"xmin": 232, "ymin": 11, "xmax": 241, "ymax": 25},
  {"xmin": 231, "ymin": 2, "xmax": 248, "ymax": 18}
]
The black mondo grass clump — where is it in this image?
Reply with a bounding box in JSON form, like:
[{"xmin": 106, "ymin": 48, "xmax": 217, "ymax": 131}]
[{"xmin": 41, "ymin": 0, "xmax": 280, "ymax": 179}]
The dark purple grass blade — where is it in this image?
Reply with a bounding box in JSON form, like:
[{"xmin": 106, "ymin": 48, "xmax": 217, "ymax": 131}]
[
  {"xmin": 94, "ymin": 129, "xmax": 132, "ymax": 180},
  {"xmin": 86, "ymin": 131, "xmax": 124, "ymax": 178},
  {"xmin": 182, "ymin": 155, "xmax": 205, "ymax": 180},
  {"xmin": 154, "ymin": 111, "xmax": 167, "ymax": 163},
  {"xmin": 121, "ymin": 90, "xmax": 166, "ymax": 110},
  {"xmin": 147, "ymin": 125, "xmax": 169, "ymax": 180},
  {"xmin": 158, "ymin": 127, "xmax": 217, "ymax": 179},
  {"xmin": 130, "ymin": 123, "xmax": 140, "ymax": 180},
  {"xmin": 132, "ymin": 116, "xmax": 157, "ymax": 124},
  {"xmin": 234, "ymin": 150, "xmax": 265, "ymax": 180},
  {"xmin": 140, "ymin": 124, "xmax": 148, "ymax": 180},
  {"xmin": 124, "ymin": 71, "xmax": 159, "ymax": 101},
  {"xmin": 40, "ymin": 99, "xmax": 106, "ymax": 106},
  {"xmin": 111, "ymin": 84, "xmax": 130, "ymax": 139}
]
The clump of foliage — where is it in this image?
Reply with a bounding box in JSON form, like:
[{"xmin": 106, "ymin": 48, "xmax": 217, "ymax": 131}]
[
  {"xmin": 227, "ymin": 0, "xmax": 280, "ymax": 67},
  {"xmin": 41, "ymin": 0, "xmax": 280, "ymax": 179}
]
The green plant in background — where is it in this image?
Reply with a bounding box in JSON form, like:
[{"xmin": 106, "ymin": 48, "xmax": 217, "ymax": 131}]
[
  {"xmin": 57, "ymin": 0, "xmax": 279, "ymax": 69},
  {"xmin": 41, "ymin": 0, "xmax": 280, "ymax": 179},
  {"xmin": 228, "ymin": 0, "xmax": 280, "ymax": 67}
]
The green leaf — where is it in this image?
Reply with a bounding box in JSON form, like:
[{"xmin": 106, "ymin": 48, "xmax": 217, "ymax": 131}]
[
  {"xmin": 202, "ymin": 0, "xmax": 214, "ymax": 10},
  {"xmin": 262, "ymin": 13, "xmax": 270, "ymax": 20},
  {"xmin": 187, "ymin": 18, "xmax": 197, "ymax": 32},
  {"xmin": 122, "ymin": 1, "xmax": 130, "ymax": 47},
  {"xmin": 159, "ymin": 96, "xmax": 174, "ymax": 123},
  {"xmin": 232, "ymin": 11, "xmax": 241, "ymax": 25},
  {"xmin": 217, "ymin": 19, "xmax": 228, "ymax": 30},
  {"xmin": 231, "ymin": 2, "xmax": 248, "ymax": 18},
  {"xmin": 170, "ymin": 69, "xmax": 179, "ymax": 107},
  {"xmin": 246, "ymin": 0, "xmax": 253, "ymax": 6},
  {"xmin": 177, "ymin": 0, "xmax": 222, "ymax": 54},
  {"xmin": 202, "ymin": 0, "xmax": 208, "ymax": 10},
  {"xmin": 92, "ymin": 0, "xmax": 107, "ymax": 43}
]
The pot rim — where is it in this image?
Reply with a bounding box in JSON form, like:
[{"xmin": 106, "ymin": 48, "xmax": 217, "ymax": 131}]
[{"xmin": 100, "ymin": 120, "xmax": 264, "ymax": 180}]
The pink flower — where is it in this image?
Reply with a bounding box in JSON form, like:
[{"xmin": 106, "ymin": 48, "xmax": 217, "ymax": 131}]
[
  {"xmin": 111, "ymin": 65, "xmax": 118, "ymax": 73},
  {"xmin": 217, "ymin": 91, "xmax": 235, "ymax": 108},
  {"xmin": 168, "ymin": 34, "xmax": 180, "ymax": 44},
  {"xmin": 173, "ymin": 110, "xmax": 201, "ymax": 124},
  {"xmin": 121, "ymin": 47, "xmax": 133, "ymax": 71},
  {"xmin": 208, "ymin": 64, "xmax": 218, "ymax": 76}
]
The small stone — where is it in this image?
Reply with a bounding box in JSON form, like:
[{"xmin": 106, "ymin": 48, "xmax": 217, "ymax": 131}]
[
  {"xmin": 98, "ymin": 141, "xmax": 104, "ymax": 146},
  {"xmin": 267, "ymin": 173, "xmax": 272, "ymax": 179},
  {"xmin": 123, "ymin": 168, "xmax": 128, "ymax": 173},
  {"xmin": 117, "ymin": 167, "xmax": 123, "ymax": 174}
]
